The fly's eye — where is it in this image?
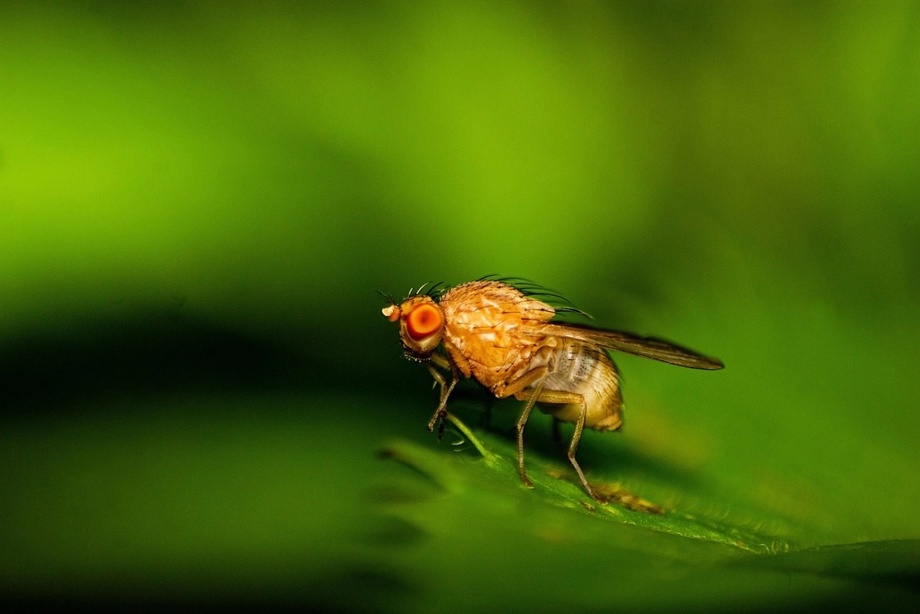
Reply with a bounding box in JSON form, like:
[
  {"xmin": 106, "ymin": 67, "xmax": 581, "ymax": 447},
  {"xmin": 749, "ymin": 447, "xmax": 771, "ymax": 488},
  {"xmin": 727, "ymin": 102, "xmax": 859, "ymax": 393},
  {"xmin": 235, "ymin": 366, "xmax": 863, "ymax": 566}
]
[{"xmin": 405, "ymin": 303, "xmax": 443, "ymax": 340}]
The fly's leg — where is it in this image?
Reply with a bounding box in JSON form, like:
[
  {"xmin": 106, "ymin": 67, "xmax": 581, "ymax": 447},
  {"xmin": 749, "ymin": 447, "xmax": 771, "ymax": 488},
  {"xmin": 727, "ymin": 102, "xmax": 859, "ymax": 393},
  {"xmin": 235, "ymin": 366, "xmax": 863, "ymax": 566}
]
[
  {"xmin": 434, "ymin": 362, "xmax": 603, "ymax": 502},
  {"xmin": 426, "ymin": 356, "xmax": 459, "ymax": 438},
  {"xmin": 491, "ymin": 367, "xmax": 551, "ymax": 489},
  {"xmin": 512, "ymin": 387, "xmax": 603, "ymax": 503},
  {"xmin": 514, "ymin": 382, "xmax": 542, "ymax": 488},
  {"xmin": 566, "ymin": 400, "xmax": 600, "ymax": 502},
  {"xmin": 425, "ymin": 362, "xmax": 455, "ymax": 436}
]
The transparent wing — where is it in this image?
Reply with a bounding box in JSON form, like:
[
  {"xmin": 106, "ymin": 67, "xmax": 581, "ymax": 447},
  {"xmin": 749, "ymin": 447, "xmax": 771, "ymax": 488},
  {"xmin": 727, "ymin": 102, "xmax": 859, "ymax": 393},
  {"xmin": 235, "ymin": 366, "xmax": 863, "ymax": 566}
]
[{"xmin": 541, "ymin": 323, "xmax": 724, "ymax": 370}]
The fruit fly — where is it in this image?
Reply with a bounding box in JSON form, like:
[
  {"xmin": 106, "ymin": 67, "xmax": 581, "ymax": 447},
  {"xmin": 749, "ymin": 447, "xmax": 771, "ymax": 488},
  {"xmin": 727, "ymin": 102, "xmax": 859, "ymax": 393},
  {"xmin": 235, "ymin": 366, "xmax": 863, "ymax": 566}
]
[{"xmin": 381, "ymin": 279, "xmax": 723, "ymax": 502}]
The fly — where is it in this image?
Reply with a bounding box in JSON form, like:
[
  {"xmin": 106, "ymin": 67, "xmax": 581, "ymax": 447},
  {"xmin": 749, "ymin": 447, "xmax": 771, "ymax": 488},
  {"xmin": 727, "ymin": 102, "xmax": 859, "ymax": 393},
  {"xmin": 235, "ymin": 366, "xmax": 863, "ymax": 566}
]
[{"xmin": 381, "ymin": 279, "xmax": 723, "ymax": 503}]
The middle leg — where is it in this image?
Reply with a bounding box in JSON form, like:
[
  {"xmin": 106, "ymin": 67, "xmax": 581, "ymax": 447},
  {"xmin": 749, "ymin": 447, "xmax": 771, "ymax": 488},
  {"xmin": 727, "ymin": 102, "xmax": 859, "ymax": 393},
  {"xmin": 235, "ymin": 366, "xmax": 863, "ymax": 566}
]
[{"xmin": 513, "ymin": 388, "xmax": 602, "ymax": 501}]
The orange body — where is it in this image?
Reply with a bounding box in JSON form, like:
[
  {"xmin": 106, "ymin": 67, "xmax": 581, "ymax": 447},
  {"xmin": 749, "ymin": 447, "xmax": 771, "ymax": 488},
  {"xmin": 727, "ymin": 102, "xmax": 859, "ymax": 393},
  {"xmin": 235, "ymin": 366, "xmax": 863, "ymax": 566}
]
[
  {"xmin": 438, "ymin": 281, "xmax": 623, "ymax": 431},
  {"xmin": 381, "ymin": 278, "xmax": 722, "ymax": 502}
]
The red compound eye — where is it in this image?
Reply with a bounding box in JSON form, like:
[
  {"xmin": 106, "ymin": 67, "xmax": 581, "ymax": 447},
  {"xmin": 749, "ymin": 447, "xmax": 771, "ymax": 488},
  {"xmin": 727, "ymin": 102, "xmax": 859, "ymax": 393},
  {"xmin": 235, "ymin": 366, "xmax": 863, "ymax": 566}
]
[{"xmin": 405, "ymin": 303, "xmax": 443, "ymax": 340}]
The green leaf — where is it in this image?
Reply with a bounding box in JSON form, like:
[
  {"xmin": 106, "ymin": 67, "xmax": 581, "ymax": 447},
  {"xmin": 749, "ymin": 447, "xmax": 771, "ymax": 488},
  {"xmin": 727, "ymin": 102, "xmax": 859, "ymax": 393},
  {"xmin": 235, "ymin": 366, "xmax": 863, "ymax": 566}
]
[{"xmin": 379, "ymin": 412, "xmax": 791, "ymax": 554}]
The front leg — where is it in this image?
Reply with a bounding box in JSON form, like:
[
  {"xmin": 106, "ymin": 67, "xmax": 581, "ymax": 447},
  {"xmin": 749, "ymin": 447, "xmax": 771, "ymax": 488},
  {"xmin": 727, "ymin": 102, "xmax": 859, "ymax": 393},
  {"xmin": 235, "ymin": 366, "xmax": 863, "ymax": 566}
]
[{"xmin": 426, "ymin": 355, "xmax": 459, "ymax": 437}]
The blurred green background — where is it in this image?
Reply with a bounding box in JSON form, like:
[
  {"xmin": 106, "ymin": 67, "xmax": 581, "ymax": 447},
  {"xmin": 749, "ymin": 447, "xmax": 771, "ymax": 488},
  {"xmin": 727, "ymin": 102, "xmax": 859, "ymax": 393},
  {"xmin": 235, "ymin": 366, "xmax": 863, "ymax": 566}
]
[{"xmin": 2, "ymin": 1, "xmax": 919, "ymax": 610}]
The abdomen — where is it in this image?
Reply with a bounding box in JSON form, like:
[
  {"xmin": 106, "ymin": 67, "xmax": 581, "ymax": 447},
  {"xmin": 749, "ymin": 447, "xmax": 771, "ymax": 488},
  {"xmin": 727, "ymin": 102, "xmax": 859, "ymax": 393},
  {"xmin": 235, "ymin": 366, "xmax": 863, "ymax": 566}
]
[{"xmin": 536, "ymin": 340, "xmax": 624, "ymax": 431}]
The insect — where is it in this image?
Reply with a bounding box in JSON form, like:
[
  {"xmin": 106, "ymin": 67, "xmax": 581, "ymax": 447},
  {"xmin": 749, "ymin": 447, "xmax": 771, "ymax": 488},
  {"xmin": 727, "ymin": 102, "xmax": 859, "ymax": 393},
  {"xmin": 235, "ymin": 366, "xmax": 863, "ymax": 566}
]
[{"xmin": 381, "ymin": 278, "xmax": 723, "ymax": 502}]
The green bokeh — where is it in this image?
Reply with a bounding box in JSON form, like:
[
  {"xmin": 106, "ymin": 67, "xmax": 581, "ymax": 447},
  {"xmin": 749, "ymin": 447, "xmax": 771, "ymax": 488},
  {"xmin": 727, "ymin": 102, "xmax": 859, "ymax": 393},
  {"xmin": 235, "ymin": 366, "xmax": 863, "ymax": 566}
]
[{"xmin": 1, "ymin": 2, "xmax": 918, "ymax": 610}]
